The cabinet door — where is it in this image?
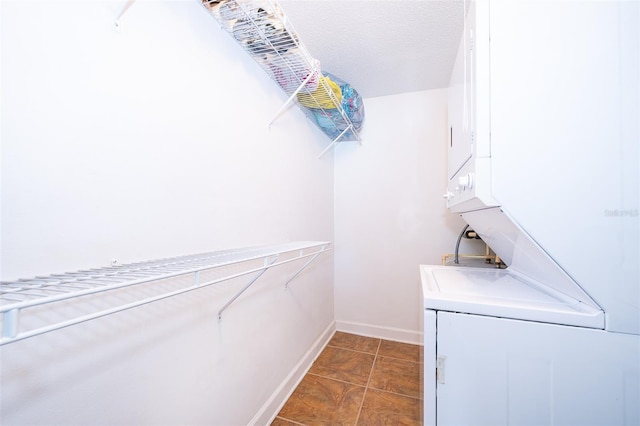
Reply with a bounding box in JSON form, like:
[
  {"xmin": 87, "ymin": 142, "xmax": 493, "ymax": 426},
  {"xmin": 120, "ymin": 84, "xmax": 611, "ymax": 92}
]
[{"xmin": 435, "ymin": 312, "xmax": 640, "ymax": 426}]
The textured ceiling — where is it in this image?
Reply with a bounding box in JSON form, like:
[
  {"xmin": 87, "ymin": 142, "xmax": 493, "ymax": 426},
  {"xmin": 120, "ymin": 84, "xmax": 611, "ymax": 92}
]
[{"xmin": 279, "ymin": 0, "xmax": 465, "ymax": 98}]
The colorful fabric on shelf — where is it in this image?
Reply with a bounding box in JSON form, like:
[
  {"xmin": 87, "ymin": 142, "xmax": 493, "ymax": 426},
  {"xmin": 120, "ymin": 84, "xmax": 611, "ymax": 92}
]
[
  {"xmin": 296, "ymin": 75, "xmax": 342, "ymax": 109},
  {"xmin": 301, "ymin": 72, "xmax": 365, "ymax": 141},
  {"xmin": 201, "ymin": 0, "xmax": 365, "ymax": 142}
]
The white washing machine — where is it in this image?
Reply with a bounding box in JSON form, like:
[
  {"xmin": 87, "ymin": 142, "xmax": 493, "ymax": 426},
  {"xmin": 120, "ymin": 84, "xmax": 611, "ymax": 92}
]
[{"xmin": 422, "ymin": 1, "xmax": 640, "ymax": 424}]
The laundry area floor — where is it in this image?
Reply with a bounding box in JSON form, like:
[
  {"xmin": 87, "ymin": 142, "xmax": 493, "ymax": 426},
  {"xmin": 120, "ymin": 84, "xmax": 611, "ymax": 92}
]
[{"xmin": 272, "ymin": 332, "xmax": 423, "ymax": 425}]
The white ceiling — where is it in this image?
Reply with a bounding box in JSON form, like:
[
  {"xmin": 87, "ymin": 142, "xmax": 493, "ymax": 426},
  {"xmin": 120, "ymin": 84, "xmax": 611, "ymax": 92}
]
[{"xmin": 278, "ymin": 0, "xmax": 465, "ymax": 98}]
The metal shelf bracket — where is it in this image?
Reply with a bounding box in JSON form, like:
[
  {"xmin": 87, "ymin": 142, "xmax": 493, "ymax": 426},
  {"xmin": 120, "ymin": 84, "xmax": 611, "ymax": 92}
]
[
  {"xmin": 217, "ymin": 255, "xmax": 279, "ymax": 320},
  {"xmin": 115, "ymin": 0, "xmax": 136, "ymax": 27}
]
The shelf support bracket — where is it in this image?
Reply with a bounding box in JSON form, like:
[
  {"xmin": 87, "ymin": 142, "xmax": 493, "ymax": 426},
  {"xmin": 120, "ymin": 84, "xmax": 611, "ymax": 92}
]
[
  {"xmin": 283, "ymin": 244, "xmax": 327, "ymax": 289},
  {"xmin": 318, "ymin": 126, "xmax": 352, "ymax": 159},
  {"xmin": 115, "ymin": 0, "xmax": 136, "ymax": 27},
  {"xmin": 217, "ymin": 255, "xmax": 279, "ymax": 320},
  {"xmin": 269, "ymin": 71, "xmax": 318, "ymax": 128}
]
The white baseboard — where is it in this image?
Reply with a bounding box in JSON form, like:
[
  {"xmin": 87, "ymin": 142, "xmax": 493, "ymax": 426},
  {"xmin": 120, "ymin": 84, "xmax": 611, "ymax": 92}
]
[
  {"xmin": 250, "ymin": 321, "xmax": 336, "ymax": 426},
  {"xmin": 335, "ymin": 320, "xmax": 423, "ymax": 345}
]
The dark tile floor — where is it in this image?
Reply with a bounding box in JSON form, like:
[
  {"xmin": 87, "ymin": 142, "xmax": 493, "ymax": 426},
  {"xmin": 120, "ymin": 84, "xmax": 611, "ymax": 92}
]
[{"xmin": 272, "ymin": 331, "xmax": 423, "ymax": 425}]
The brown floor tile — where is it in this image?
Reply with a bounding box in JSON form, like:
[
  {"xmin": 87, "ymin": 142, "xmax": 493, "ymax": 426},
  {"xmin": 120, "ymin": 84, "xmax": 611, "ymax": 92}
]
[
  {"xmin": 377, "ymin": 339, "xmax": 421, "ymax": 362},
  {"xmin": 357, "ymin": 388, "xmax": 422, "ymax": 426},
  {"xmin": 309, "ymin": 346, "xmax": 375, "ymax": 386},
  {"xmin": 277, "ymin": 334, "xmax": 425, "ymax": 425},
  {"xmin": 328, "ymin": 331, "xmax": 380, "ymax": 354},
  {"xmin": 276, "ymin": 374, "xmax": 366, "ymax": 425},
  {"xmin": 369, "ymin": 356, "xmax": 421, "ymax": 398}
]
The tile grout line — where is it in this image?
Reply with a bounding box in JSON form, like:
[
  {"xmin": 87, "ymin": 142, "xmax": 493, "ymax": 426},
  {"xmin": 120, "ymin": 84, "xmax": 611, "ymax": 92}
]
[
  {"xmin": 366, "ymin": 386, "xmax": 424, "ymax": 401},
  {"xmin": 375, "ymin": 353, "xmax": 424, "ymax": 364},
  {"xmin": 353, "ymin": 338, "xmax": 381, "ymax": 425},
  {"xmin": 273, "ymin": 415, "xmax": 306, "ymax": 426},
  {"xmin": 326, "ymin": 343, "xmax": 379, "ymax": 357},
  {"xmin": 305, "ymin": 372, "xmax": 368, "ymax": 389},
  {"xmin": 369, "ymin": 352, "xmax": 423, "ymax": 400}
]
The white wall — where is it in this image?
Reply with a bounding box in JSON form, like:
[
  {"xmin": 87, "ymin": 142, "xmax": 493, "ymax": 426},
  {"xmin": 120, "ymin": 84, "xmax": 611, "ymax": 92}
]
[
  {"xmin": 333, "ymin": 89, "xmax": 472, "ymax": 343},
  {"xmin": 1, "ymin": 0, "xmax": 334, "ymax": 281},
  {"xmin": 0, "ymin": 1, "xmax": 484, "ymax": 423},
  {"xmin": 1, "ymin": 1, "xmax": 334, "ymax": 424}
]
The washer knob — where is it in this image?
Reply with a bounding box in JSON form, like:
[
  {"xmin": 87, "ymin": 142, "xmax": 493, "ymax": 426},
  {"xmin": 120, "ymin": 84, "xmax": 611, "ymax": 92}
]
[{"xmin": 458, "ymin": 173, "xmax": 474, "ymax": 189}]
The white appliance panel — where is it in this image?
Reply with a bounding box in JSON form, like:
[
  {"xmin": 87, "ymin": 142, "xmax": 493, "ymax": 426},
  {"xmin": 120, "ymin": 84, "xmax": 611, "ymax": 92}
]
[
  {"xmin": 444, "ymin": 0, "xmax": 639, "ymax": 334},
  {"xmin": 461, "ymin": 207, "xmax": 602, "ymax": 308},
  {"xmin": 421, "ymin": 265, "xmax": 604, "ymax": 329},
  {"xmin": 446, "ymin": 28, "xmax": 471, "ymax": 181},
  {"xmin": 445, "ymin": 0, "xmax": 493, "ymax": 212},
  {"xmin": 431, "ymin": 312, "xmax": 640, "ymax": 426},
  {"xmin": 426, "ymin": 1, "xmax": 640, "ymax": 424},
  {"xmin": 488, "ymin": 0, "xmax": 640, "ymax": 334}
]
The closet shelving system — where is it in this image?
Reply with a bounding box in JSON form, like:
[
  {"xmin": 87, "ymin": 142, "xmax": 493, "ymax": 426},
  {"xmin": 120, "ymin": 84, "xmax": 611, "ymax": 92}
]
[
  {"xmin": 199, "ymin": 0, "xmax": 363, "ymax": 157},
  {"xmin": 114, "ymin": 0, "xmax": 363, "ymax": 157},
  {"xmin": 0, "ymin": 241, "xmax": 331, "ymax": 346}
]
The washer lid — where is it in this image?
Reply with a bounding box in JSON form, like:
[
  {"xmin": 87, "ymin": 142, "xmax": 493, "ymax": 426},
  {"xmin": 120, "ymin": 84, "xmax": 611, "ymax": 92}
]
[{"xmin": 420, "ymin": 265, "xmax": 605, "ymax": 329}]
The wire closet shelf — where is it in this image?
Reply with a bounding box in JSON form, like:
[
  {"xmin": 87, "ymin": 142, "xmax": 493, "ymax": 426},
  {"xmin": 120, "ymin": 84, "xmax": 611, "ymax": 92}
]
[
  {"xmin": 0, "ymin": 241, "xmax": 331, "ymax": 346},
  {"xmin": 114, "ymin": 0, "xmax": 363, "ymax": 157},
  {"xmin": 200, "ymin": 0, "xmax": 363, "ymax": 157}
]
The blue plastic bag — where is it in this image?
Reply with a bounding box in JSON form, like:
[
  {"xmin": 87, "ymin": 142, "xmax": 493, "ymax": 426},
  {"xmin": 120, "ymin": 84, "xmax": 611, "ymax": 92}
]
[{"xmin": 302, "ymin": 72, "xmax": 365, "ymax": 141}]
